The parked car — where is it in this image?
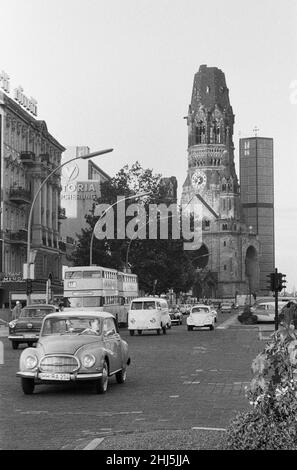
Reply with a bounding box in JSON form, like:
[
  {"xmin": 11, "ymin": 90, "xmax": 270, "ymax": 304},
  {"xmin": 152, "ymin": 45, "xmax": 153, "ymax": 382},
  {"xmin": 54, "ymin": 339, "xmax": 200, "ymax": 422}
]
[
  {"xmin": 16, "ymin": 311, "xmax": 130, "ymax": 395},
  {"xmin": 251, "ymin": 301, "xmax": 289, "ymax": 323},
  {"xmin": 169, "ymin": 306, "xmax": 183, "ymax": 325},
  {"xmin": 8, "ymin": 304, "xmax": 58, "ymax": 349},
  {"xmin": 186, "ymin": 304, "xmax": 215, "ymax": 331}
]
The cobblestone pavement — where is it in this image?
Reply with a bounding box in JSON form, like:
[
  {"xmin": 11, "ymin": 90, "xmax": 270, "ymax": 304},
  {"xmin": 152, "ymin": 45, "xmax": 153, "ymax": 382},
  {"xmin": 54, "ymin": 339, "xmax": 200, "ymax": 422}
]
[{"xmin": 0, "ymin": 311, "xmax": 266, "ymax": 450}]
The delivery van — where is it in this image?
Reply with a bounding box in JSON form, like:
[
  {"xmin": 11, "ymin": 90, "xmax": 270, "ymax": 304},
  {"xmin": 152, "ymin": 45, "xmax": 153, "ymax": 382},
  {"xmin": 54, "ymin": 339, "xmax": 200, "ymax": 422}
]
[{"xmin": 128, "ymin": 297, "xmax": 171, "ymax": 335}]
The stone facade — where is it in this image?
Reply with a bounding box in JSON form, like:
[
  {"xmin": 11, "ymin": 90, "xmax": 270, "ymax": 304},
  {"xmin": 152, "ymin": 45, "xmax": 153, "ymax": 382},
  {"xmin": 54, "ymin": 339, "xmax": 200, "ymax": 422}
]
[
  {"xmin": 181, "ymin": 65, "xmax": 260, "ymax": 298},
  {"xmin": 0, "ymin": 91, "xmax": 65, "ymax": 307}
]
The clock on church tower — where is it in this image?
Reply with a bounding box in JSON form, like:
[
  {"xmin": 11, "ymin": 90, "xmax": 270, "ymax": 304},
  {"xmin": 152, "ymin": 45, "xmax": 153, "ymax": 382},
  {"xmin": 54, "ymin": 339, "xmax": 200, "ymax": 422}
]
[{"xmin": 191, "ymin": 169, "xmax": 207, "ymax": 193}]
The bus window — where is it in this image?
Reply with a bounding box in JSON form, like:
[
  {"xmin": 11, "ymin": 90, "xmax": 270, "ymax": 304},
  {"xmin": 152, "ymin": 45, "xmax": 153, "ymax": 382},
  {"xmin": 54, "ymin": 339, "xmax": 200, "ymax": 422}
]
[
  {"xmin": 83, "ymin": 271, "xmax": 102, "ymax": 278},
  {"xmin": 65, "ymin": 271, "xmax": 83, "ymax": 279}
]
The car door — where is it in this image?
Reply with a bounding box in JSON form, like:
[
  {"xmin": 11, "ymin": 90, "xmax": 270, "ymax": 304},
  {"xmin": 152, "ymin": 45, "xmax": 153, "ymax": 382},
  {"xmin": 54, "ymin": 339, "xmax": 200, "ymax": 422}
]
[{"xmin": 102, "ymin": 318, "xmax": 122, "ymax": 373}]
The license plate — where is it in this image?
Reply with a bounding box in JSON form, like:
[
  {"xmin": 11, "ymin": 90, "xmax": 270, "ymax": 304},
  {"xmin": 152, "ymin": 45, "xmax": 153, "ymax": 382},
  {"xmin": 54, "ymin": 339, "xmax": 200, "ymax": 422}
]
[
  {"xmin": 39, "ymin": 372, "xmax": 70, "ymax": 381},
  {"xmin": 24, "ymin": 333, "xmax": 37, "ymax": 338}
]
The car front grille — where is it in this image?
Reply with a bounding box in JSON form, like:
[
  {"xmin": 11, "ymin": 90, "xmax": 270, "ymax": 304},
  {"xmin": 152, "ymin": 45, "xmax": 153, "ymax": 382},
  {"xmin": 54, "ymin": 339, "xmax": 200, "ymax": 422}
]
[{"xmin": 39, "ymin": 355, "xmax": 79, "ymax": 373}]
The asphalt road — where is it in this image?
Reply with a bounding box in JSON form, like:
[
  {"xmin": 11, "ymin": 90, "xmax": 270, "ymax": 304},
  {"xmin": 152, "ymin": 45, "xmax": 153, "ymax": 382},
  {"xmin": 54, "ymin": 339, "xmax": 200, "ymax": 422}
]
[{"xmin": 0, "ymin": 312, "xmax": 265, "ymax": 450}]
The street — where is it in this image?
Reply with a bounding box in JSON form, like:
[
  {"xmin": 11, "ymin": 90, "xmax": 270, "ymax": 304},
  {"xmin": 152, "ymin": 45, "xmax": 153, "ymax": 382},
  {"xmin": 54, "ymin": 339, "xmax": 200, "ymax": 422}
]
[{"xmin": 0, "ymin": 313, "xmax": 265, "ymax": 450}]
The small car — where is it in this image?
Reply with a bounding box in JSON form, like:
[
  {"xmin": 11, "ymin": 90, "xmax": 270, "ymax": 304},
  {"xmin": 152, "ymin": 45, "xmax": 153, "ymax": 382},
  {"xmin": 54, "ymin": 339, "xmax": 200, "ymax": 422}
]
[
  {"xmin": 169, "ymin": 306, "xmax": 183, "ymax": 325},
  {"xmin": 16, "ymin": 311, "xmax": 130, "ymax": 395},
  {"xmin": 8, "ymin": 304, "xmax": 58, "ymax": 349},
  {"xmin": 251, "ymin": 301, "xmax": 288, "ymax": 323},
  {"xmin": 220, "ymin": 302, "xmax": 233, "ymax": 314},
  {"xmin": 186, "ymin": 304, "xmax": 215, "ymax": 331}
]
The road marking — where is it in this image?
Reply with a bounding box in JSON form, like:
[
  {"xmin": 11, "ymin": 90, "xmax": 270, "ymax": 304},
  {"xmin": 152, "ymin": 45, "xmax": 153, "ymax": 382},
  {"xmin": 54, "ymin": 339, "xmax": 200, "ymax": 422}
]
[
  {"xmin": 192, "ymin": 426, "xmax": 226, "ymax": 432},
  {"xmin": 83, "ymin": 438, "xmax": 105, "ymax": 450},
  {"xmin": 183, "ymin": 381, "xmax": 200, "ymax": 384},
  {"xmin": 169, "ymin": 395, "xmax": 180, "ymax": 398}
]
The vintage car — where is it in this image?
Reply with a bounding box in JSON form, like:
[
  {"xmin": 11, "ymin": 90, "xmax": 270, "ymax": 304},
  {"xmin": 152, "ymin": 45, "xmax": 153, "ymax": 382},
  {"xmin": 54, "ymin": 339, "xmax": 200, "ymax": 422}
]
[
  {"xmin": 186, "ymin": 304, "xmax": 215, "ymax": 331},
  {"xmin": 8, "ymin": 304, "xmax": 58, "ymax": 349},
  {"xmin": 169, "ymin": 306, "xmax": 183, "ymax": 325},
  {"xmin": 16, "ymin": 311, "xmax": 130, "ymax": 395},
  {"xmin": 220, "ymin": 301, "xmax": 234, "ymax": 314}
]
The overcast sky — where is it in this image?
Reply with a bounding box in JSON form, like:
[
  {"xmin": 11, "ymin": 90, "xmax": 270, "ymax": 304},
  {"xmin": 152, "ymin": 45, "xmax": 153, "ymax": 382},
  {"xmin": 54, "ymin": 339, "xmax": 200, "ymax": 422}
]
[{"xmin": 1, "ymin": 0, "xmax": 296, "ymax": 290}]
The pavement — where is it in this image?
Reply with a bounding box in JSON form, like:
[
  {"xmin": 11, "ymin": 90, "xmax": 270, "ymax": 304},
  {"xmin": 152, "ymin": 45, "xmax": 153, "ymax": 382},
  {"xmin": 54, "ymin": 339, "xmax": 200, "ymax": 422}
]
[{"xmin": 0, "ymin": 311, "xmax": 277, "ymax": 450}]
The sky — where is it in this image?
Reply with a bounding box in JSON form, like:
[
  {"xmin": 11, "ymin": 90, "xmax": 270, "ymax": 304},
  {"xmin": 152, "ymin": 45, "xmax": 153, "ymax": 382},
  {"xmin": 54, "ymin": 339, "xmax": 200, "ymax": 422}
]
[{"xmin": 0, "ymin": 0, "xmax": 296, "ymax": 290}]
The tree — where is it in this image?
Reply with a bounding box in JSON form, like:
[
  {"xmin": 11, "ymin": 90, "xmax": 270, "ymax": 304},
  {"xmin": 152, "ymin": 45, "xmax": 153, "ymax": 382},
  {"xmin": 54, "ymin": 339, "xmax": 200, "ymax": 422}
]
[{"xmin": 71, "ymin": 162, "xmax": 196, "ymax": 296}]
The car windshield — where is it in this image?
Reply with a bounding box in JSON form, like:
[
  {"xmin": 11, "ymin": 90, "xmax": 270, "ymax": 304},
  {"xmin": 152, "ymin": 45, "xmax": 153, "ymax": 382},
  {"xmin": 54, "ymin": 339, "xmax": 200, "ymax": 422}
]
[
  {"xmin": 20, "ymin": 308, "xmax": 55, "ymax": 318},
  {"xmin": 41, "ymin": 316, "xmax": 103, "ymax": 336},
  {"xmin": 192, "ymin": 307, "xmax": 209, "ymax": 314},
  {"xmin": 131, "ymin": 301, "xmax": 156, "ymax": 310}
]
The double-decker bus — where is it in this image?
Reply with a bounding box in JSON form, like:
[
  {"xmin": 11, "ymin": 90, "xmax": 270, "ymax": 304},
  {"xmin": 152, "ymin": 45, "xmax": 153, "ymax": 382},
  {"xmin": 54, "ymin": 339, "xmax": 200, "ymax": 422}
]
[{"xmin": 63, "ymin": 266, "xmax": 139, "ymax": 326}]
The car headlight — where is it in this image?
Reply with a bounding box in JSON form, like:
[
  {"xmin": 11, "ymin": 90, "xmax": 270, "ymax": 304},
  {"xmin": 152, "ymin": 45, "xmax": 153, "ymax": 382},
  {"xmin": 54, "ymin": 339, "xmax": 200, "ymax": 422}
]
[
  {"xmin": 9, "ymin": 320, "xmax": 17, "ymax": 328},
  {"xmin": 25, "ymin": 355, "xmax": 38, "ymax": 369},
  {"xmin": 82, "ymin": 354, "xmax": 96, "ymax": 368}
]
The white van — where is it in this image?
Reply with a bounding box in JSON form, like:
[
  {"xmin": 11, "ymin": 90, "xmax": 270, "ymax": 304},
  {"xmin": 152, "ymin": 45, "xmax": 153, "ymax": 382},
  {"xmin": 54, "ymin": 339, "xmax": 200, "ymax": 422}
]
[{"xmin": 128, "ymin": 297, "xmax": 171, "ymax": 335}]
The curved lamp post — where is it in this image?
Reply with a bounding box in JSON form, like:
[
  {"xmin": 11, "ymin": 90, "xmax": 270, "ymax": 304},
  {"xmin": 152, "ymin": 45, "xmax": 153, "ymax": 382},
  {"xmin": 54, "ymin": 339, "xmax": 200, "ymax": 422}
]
[
  {"xmin": 89, "ymin": 191, "xmax": 150, "ymax": 266},
  {"xmin": 26, "ymin": 148, "xmax": 113, "ymax": 305}
]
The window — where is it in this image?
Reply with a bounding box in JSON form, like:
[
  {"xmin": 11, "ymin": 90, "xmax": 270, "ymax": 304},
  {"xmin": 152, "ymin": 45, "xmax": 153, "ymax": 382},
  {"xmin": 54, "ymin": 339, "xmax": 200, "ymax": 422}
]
[{"xmin": 83, "ymin": 271, "xmax": 102, "ymax": 278}]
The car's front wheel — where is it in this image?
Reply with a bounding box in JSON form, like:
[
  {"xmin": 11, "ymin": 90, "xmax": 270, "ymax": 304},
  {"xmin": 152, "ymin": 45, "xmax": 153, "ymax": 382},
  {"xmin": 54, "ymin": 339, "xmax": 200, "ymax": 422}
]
[
  {"xmin": 129, "ymin": 330, "xmax": 135, "ymax": 336},
  {"xmin": 162, "ymin": 326, "xmax": 167, "ymax": 335},
  {"xmin": 210, "ymin": 324, "xmax": 214, "ymax": 331},
  {"xmin": 95, "ymin": 360, "xmax": 109, "ymax": 394},
  {"xmin": 137, "ymin": 330, "xmax": 142, "ymax": 335},
  {"xmin": 116, "ymin": 368, "xmax": 127, "ymax": 384},
  {"xmin": 187, "ymin": 325, "xmax": 193, "ymax": 331},
  {"xmin": 21, "ymin": 377, "xmax": 35, "ymax": 394}
]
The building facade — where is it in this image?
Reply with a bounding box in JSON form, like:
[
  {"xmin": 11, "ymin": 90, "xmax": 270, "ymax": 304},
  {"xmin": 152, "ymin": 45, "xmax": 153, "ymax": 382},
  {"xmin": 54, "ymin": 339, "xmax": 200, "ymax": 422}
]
[
  {"xmin": 239, "ymin": 137, "xmax": 274, "ymax": 293},
  {"xmin": 181, "ymin": 65, "xmax": 260, "ymax": 298},
  {"xmin": 60, "ymin": 146, "xmax": 110, "ymax": 266},
  {"xmin": 0, "ymin": 90, "xmax": 65, "ymax": 307}
]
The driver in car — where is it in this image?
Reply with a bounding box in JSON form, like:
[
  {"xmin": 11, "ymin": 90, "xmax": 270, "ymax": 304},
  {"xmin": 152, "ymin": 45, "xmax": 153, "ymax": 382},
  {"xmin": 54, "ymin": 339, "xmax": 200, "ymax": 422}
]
[{"xmin": 81, "ymin": 318, "xmax": 100, "ymax": 335}]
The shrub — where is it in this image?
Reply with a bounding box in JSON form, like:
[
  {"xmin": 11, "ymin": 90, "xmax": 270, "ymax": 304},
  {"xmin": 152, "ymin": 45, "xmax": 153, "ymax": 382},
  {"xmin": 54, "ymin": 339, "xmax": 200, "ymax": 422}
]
[{"xmin": 224, "ymin": 326, "xmax": 297, "ymax": 449}]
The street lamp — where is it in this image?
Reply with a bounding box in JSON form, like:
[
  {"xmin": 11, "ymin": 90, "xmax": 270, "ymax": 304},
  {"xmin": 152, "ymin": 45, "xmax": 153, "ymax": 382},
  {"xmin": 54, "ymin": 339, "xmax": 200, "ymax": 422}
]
[
  {"xmin": 25, "ymin": 148, "xmax": 113, "ymax": 305},
  {"xmin": 89, "ymin": 191, "xmax": 150, "ymax": 266}
]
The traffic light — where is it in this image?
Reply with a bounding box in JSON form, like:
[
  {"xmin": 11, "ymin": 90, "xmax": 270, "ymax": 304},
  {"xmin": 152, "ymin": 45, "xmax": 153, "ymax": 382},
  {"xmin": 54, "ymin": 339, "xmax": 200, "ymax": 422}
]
[
  {"xmin": 26, "ymin": 279, "xmax": 32, "ymax": 295},
  {"xmin": 276, "ymin": 273, "xmax": 286, "ymax": 292},
  {"xmin": 266, "ymin": 273, "xmax": 276, "ymax": 291}
]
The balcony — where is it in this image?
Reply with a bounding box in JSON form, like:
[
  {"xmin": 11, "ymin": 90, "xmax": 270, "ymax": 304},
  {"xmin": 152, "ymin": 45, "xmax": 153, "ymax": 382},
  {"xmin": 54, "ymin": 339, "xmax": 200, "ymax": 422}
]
[
  {"xmin": 7, "ymin": 229, "xmax": 27, "ymax": 245},
  {"xmin": 9, "ymin": 186, "xmax": 31, "ymax": 205},
  {"xmin": 20, "ymin": 151, "xmax": 35, "ymax": 164},
  {"xmin": 59, "ymin": 241, "xmax": 66, "ymax": 252},
  {"xmin": 58, "ymin": 207, "xmax": 67, "ymax": 219}
]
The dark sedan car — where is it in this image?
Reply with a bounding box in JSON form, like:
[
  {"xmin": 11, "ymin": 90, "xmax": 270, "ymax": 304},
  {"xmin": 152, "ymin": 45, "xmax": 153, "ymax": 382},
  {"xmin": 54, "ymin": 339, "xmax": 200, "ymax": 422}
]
[{"xmin": 8, "ymin": 304, "xmax": 58, "ymax": 349}]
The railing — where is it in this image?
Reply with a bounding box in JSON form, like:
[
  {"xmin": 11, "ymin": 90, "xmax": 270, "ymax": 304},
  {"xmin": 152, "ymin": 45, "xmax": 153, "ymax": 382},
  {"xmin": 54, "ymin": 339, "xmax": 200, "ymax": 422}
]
[
  {"xmin": 20, "ymin": 151, "xmax": 35, "ymax": 163},
  {"xmin": 9, "ymin": 187, "xmax": 31, "ymax": 203},
  {"xmin": 7, "ymin": 230, "xmax": 27, "ymax": 243}
]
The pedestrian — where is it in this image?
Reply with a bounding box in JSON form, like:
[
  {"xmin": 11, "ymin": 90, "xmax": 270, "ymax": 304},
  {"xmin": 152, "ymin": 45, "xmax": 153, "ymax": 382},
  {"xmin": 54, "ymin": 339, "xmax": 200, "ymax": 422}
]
[{"xmin": 12, "ymin": 301, "xmax": 22, "ymax": 320}]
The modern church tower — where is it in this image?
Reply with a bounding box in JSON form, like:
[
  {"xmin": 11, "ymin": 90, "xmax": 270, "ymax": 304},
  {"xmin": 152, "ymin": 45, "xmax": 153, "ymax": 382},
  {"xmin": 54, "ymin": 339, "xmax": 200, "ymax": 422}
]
[{"xmin": 181, "ymin": 65, "xmax": 260, "ymax": 298}]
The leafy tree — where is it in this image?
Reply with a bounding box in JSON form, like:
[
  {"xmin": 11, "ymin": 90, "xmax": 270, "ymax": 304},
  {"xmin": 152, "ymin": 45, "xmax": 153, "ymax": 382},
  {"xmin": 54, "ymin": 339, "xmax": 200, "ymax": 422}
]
[{"xmin": 71, "ymin": 162, "xmax": 196, "ymax": 296}]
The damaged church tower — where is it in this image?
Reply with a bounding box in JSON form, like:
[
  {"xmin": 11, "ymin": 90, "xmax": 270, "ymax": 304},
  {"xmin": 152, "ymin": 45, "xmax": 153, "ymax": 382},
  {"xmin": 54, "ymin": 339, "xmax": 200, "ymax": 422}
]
[{"xmin": 181, "ymin": 65, "xmax": 260, "ymax": 298}]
